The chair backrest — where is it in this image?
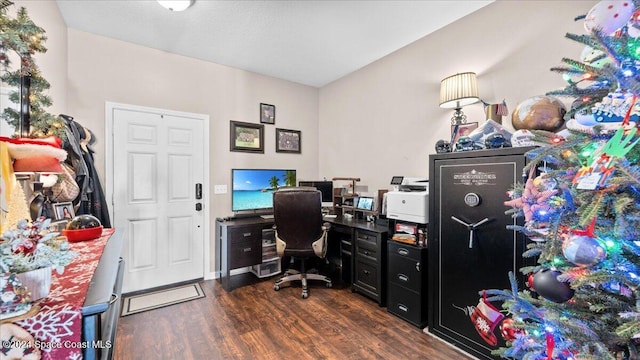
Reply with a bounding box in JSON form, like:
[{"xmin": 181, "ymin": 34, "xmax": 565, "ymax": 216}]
[{"xmin": 273, "ymin": 187, "xmax": 323, "ymax": 252}]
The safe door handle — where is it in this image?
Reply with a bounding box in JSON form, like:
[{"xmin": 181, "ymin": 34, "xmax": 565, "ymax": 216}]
[
  {"xmin": 451, "ymin": 216, "xmax": 491, "ymax": 249},
  {"xmin": 416, "ymin": 261, "xmax": 421, "ymax": 272}
]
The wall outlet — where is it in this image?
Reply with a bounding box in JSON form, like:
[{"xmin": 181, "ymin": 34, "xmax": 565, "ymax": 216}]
[{"xmin": 214, "ymin": 185, "xmax": 227, "ymax": 194}]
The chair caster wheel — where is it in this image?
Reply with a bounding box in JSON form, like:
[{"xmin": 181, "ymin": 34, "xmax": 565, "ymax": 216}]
[
  {"xmin": 326, "ymin": 282, "xmax": 332, "ymax": 288},
  {"xmin": 274, "ymin": 285, "xmax": 280, "ymax": 291},
  {"xmin": 302, "ymin": 291, "xmax": 308, "ymax": 299}
]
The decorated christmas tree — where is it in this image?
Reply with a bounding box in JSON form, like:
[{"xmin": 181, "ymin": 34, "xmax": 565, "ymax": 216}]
[
  {"xmin": 491, "ymin": 1, "xmax": 640, "ymax": 359},
  {"xmin": 0, "ymin": 3, "xmax": 65, "ymax": 139}
]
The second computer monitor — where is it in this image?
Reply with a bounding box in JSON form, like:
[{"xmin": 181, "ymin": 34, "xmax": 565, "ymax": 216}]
[{"xmin": 298, "ymin": 180, "xmax": 333, "ymax": 207}]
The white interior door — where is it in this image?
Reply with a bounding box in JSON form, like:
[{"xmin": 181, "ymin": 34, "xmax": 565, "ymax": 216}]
[{"xmin": 109, "ymin": 104, "xmax": 208, "ymax": 293}]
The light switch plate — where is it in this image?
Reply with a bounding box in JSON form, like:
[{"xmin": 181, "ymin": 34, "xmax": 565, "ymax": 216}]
[{"xmin": 214, "ymin": 185, "xmax": 227, "ymax": 194}]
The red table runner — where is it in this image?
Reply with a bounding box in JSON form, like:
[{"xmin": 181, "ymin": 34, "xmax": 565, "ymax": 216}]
[{"xmin": 15, "ymin": 228, "xmax": 114, "ymax": 360}]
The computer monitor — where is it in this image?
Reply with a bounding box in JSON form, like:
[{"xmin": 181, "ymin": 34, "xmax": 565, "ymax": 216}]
[{"xmin": 298, "ymin": 180, "xmax": 333, "ymax": 207}]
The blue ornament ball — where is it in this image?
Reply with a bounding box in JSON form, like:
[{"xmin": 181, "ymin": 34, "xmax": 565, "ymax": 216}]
[{"xmin": 562, "ymin": 234, "xmax": 606, "ymax": 267}]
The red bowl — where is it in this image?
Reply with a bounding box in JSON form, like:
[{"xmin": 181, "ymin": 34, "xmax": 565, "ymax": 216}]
[{"xmin": 62, "ymin": 226, "xmax": 103, "ymax": 242}]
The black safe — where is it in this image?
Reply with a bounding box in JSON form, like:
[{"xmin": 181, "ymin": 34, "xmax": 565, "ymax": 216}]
[{"xmin": 427, "ymin": 147, "xmax": 533, "ymax": 360}]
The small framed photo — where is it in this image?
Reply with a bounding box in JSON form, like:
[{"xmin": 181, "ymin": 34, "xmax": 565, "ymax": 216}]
[
  {"xmin": 276, "ymin": 128, "xmax": 301, "ymax": 154},
  {"xmin": 260, "ymin": 103, "xmax": 275, "ymax": 124},
  {"xmin": 356, "ymin": 197, "xmax": 374, "ymax": 211},
  {"xmin": 451, "ymin": 122, "xmax": 478, "ymax": 145},
  {"xmin": 53, "ymin": 202, "xmax": 75, "ymax": 220},
  {"xmin": 230, "ymin": 121, "xmax": 264, "ymax": 153}
]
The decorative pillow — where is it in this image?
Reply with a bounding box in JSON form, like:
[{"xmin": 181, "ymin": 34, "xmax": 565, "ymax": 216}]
[
  {"xmin": 12, "ymin": 157, "xmax": 64, "ymax": 173},
  {"xmin": 0, "ymin": 136, "xmax": 67, "ymax": 173}
]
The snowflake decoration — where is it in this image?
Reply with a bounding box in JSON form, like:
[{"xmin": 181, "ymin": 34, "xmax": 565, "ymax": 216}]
[
  {"xmin": 46, "ymin": 285, "xmax": 81, "ymax": 303},
  {"xmin": 18, "ymin": 304, "xmax": 79, "ymax": 347},
  {"xmin": 476, "ymin": 317, "xmax": 491, "ymax": 333}
]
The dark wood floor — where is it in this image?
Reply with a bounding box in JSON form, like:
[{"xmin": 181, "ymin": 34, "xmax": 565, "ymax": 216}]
[{"xmin": 114, "ymin": 274, "xmax": 473, "ymax": 359}]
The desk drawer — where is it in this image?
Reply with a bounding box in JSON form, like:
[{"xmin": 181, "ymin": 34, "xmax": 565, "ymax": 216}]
[
  {"xmin": 355, "ymin": 229, "xmax": 378, "ymax": 245},
  {"xmin": 388, "ymin": 241, "xmax": 421, "ymax": 261},
  {"xmin": 228, "ymin": 226, "xmax": 263, "ymax": 243},
  {"xmin": 355, "ymin": 241, "xmax": 377, "ymax": 262},
  {"xmin": 229, "ymin": 238, "xmax": 262, "ymax": 269},
  {"xmin": 387, "ymin": 282, "xmax": 425, "ymax": 328},
  {"xmin": 388, "ymin": 253, "xmax": 423, "ymax": 291},
  {"xmin": 354, "ymin": 259, "xmax": 378, "ymax": 293}
]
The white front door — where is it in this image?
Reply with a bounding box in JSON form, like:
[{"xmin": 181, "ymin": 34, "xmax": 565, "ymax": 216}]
[{"xmin": 108, "ymin": 103, "xmax": 209, "ymax": 293}]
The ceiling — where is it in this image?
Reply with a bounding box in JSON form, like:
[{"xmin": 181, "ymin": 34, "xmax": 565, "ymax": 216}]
[{"xmin": 55, "ymin": 0, "xmax": 493, "ymax": 88}]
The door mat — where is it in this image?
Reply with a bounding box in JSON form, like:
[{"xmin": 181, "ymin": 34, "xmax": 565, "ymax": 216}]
[{"xmin": 121, "ymin": 282, "xmax": 205, "ymax": 316}]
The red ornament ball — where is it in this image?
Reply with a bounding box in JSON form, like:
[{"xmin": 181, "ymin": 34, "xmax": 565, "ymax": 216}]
[
  {"xmin": 13, "ymin": 239, "xmax": 37, "ymax": 255},
  {"xmin": 527, "ymin": 273, "xmax": 535, "ymax": 290},
  {"xmin": 499, "ymin": 318, "xmax": 525, "ymax": 342}
]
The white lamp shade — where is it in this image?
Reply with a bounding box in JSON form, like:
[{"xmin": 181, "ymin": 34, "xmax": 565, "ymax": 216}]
[
  {"xmin": 439, "ymin": 72, "xmax": 480, "ymax": 109},
  {"xmin": 157, "ymin": 0, "xmax": 193, "ymax": 11}
]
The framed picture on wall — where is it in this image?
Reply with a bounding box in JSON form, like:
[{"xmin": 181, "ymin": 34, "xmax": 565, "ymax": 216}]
[
  {"xmin": 451, "ymin": 122, "xmax": 478, "ymax": 145},
  {"xmin": 230, "ymin": 121, "xmax": 264, "ymax": 153},
  {"xmin": 275, "ymin": 128, "xmax": 301, "ymax": 153},
  {"xmin": 260, "ymin": 103, "xmax": 275, "ymax": 124}
]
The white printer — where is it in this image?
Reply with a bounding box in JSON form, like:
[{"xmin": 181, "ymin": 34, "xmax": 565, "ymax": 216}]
[{"xmin": 386, "ymin": 178, "xmax": 428, "ymax": 224}]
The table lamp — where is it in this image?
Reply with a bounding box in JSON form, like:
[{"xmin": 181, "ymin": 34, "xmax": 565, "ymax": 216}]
[{"xmin": 439, "ymin": 72, "xmax": 480, "ymax": 125}]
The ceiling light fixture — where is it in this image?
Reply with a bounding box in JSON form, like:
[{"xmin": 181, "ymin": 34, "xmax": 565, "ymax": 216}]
[{"xmin": 157, "ymin": 0, "xmax": 194, "ymax": 12}]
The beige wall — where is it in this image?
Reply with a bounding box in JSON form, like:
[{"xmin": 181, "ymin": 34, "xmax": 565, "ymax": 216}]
[
  {"xmin": 65, "ymin": 29, "xmax": 319, "ymax": 184},
  {"xmin": 319, "ymin": 0, "xmax": 594, "ymax": 195},
  {"xmin": 65, "ymin": 29, "xmax": 319, "ymax": 273},
  {"xmin": 3, "ymin": 0, "xmax": 67, "ymax": 114}
]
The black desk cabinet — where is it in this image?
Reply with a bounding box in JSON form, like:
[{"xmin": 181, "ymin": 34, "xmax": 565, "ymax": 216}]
[
  {"xmin": 216, "ymin": 218, "xmax": 272, "ymax": 291},
  {"xmin": 387, "ymin": 241, "xmax": 427, "ymax": 328},
  {"xmin": 326, "ymin": 222, "xmax": 353, "ymax": 284},
  {"xmin": 427, "ymin": 148, "xmax": 533, "ymax": 360},
  {"xmin": 324, "ymin": 216, "xmax": 388, "ymax": 306},
  {"xmin": 353, "ymin": 228, "xmax": 387, "ymax": 306}
]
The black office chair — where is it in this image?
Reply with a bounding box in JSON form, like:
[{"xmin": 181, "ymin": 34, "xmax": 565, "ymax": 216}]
[{"xmin": 272, "ymin": 187, "xmax": 332, "ymax": 298}]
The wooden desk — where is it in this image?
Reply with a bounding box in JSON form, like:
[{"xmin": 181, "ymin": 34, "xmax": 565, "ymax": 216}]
[{"xmin": 215, "ymin": 215, "xmax": 388, "ymax": 305}]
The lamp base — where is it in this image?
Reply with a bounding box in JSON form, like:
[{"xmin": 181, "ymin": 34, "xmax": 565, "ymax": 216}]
[{"xmin": 451, "ymin": 108, "xmax": 468, "ymax": 125}]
